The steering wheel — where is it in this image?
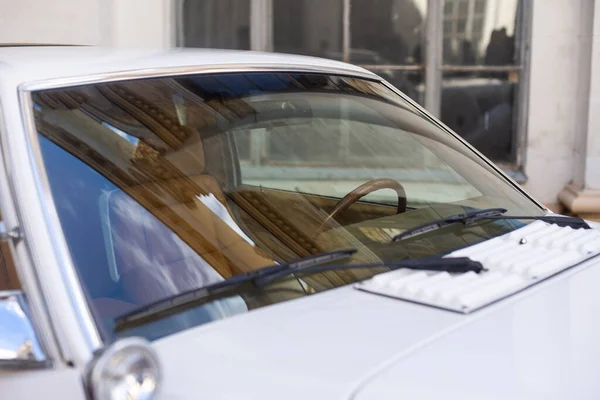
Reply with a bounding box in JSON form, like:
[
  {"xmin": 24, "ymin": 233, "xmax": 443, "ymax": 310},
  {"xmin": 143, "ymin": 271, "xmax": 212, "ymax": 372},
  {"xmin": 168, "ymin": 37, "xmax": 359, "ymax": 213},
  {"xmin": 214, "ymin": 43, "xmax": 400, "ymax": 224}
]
[{"xmin": 317, "ymin": 178, "xmax": 407, "ymax": 234}]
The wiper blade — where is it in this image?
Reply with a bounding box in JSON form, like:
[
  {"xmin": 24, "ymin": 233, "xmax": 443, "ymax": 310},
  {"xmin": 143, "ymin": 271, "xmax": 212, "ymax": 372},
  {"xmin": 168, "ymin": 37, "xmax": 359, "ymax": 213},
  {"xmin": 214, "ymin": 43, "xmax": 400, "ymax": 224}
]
[
  {"xmin": 392, "ymin": 208, "xmax": 591, "ymax": 242},
  {"xmin": 481, "ymin": 214, "xmax": 591, "ymax": 229},
  {"xmin": 254, "ymin": 256, "xmax": 485, "ymax": 286},
  {"xmin": 393, "ymin": 208, "xmax": 508, "ymax": 241},
  {"xmin": 114, "ymin": 248, "xmax": 357, "ymax": 330}
]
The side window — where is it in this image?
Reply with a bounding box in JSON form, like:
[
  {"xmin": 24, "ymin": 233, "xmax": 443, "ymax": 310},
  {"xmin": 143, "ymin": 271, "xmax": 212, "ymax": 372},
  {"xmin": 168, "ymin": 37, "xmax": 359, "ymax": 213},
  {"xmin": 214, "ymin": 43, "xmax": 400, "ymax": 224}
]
[{"xmin": 0, "ymin": 214, "xmax": 20, "ymax": 290}]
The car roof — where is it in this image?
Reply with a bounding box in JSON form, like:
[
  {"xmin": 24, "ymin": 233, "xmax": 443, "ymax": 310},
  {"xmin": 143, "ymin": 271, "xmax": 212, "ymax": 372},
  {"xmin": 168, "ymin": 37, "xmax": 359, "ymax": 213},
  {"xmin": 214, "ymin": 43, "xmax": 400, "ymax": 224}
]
[{"xmin": 0, "ymin": 46, "xmax": 377, "ymax": 88}]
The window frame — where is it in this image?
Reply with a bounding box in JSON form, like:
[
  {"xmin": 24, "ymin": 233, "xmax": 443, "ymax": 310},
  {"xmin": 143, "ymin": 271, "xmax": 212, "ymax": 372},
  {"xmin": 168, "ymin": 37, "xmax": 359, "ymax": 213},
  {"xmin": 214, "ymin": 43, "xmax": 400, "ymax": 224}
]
[{"xmin": 176, "ymin": 0, "xmax": 532, "ymax": 181}]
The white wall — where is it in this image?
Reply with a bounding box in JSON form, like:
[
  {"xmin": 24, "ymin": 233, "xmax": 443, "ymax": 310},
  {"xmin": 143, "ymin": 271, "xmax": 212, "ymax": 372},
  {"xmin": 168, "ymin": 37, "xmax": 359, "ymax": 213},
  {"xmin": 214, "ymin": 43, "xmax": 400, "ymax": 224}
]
[
  {"xmin": 0, "ymin": 0, "xmax": 173, "ymax": 48},
  {"xmin": 108, "ymin": 0, "xmax": 174, "ymax": 48},
  {"xmin": 0, "ymin": 0, "xmax": 103, "ymax": 45},
  {"xmin": 524, "ymin": 0, "xmax": 594, "ymax": 206}
]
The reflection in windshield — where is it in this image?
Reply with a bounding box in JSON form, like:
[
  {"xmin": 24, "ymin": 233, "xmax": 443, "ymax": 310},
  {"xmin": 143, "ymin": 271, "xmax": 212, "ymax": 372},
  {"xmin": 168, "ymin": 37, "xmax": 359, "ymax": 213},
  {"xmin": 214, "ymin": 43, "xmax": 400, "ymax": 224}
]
[{"xmin": 32, "ymin": 72, "xmax": 543, "ymax": 341}]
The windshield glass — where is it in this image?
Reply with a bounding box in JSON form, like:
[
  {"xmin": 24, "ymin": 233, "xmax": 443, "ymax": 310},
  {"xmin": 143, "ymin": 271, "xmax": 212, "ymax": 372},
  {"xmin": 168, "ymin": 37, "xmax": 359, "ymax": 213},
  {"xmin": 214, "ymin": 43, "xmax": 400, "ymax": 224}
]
[{"xmin": 30, "ymin": 72, "xmax": 543, "ymax": 342}]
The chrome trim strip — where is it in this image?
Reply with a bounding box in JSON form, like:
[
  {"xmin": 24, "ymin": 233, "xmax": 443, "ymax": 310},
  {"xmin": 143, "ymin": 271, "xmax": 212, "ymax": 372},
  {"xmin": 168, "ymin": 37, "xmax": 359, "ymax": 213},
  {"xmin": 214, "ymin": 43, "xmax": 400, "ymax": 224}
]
[
  {"xmin": 18, "ymin": 89, "xmax": 103, "ymax": 357},
  {"xmin": 86, "ymin": 337, "xmax": 161, "ymax": 400},
  {"xmin": 19, "ymin": 63, "xmax": 378, "ymax": 92}
]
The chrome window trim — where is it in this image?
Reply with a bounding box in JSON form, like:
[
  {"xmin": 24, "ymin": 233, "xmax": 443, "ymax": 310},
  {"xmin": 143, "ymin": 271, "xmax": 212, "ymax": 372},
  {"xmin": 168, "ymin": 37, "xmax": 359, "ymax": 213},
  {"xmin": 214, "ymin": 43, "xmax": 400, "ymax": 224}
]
[
  {"xmin": 17, "ymin": 88, "xmax": 103, "ymax": 363},
  {"xmin": 0, "ymin": 97, "xmax": 61, "ymax": 366},
  {"xmin": 14, "ymin": 63, "xmax": 546, "ymax": 360}
]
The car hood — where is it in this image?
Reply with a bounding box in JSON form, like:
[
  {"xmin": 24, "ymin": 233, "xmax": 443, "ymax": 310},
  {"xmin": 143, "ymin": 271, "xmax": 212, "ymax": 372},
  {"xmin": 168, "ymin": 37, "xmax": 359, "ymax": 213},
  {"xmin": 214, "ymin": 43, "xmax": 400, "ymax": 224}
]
[{"xmin": 152, "ymin": 224, "xmax": 600, "ymax": 400}]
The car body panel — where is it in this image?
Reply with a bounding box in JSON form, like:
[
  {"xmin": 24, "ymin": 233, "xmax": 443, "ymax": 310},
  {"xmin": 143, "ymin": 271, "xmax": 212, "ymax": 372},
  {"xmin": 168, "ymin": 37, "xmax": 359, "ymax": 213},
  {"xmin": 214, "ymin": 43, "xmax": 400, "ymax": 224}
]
[
  {"xmin": 353, "ymin": 255, "xmax": 600, "ymax": 400},
  {"xmin": 151, "ymin": 253, "xmax": 600, "ymax": 399},
  {"xmin": 0, "ymin": 367, "xmax": 88, "ymax": 399}
]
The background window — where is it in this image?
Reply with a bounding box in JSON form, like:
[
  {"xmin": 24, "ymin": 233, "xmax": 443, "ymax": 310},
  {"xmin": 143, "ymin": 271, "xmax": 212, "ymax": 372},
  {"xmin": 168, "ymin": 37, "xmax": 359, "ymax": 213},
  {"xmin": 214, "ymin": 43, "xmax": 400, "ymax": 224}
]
[
  {"xmin": 349, "ymin": 0, "xmax": 426, "ymax": 104},
  {"xmin": 177, "ymin": 0, "xmax": 529, "ymax": 167},
  {"xmin": 273, "ymin": 0, "xmax": 343, "ymax": 57},
  {"xmin": 440, "ymin": 0, "xmax": 522, "ymax": 162},
  {"xmin": 350, "ymin": 0, "xmax": 425, "ymax": 66},
  {"xmin": 180, "ymin": 0, "xmax": 250, "ymax": 50}
]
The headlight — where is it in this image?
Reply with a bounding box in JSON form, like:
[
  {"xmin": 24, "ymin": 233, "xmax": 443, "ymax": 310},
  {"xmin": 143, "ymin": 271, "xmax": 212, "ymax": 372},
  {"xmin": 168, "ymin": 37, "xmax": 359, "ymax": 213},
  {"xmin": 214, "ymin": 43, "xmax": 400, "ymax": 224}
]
[{"xmin": 87, "ymin": 337, "xmax": 161, "ymax": 400}]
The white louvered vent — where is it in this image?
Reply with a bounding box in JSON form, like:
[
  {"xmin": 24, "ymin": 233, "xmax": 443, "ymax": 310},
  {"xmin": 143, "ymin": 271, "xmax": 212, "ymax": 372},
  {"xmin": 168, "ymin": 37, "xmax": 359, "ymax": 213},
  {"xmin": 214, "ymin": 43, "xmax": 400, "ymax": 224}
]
[{"xmin": 355, "ymin": 220, "xmax": 600, "ymax": 313}]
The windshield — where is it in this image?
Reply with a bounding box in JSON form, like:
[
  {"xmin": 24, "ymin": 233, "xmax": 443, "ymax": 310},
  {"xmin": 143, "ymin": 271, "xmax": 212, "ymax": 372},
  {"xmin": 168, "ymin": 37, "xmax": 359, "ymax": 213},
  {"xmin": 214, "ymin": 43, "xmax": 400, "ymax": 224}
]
[{"xmin": 30, "ymin": 72, "xmax": 543, "ymax": 342}]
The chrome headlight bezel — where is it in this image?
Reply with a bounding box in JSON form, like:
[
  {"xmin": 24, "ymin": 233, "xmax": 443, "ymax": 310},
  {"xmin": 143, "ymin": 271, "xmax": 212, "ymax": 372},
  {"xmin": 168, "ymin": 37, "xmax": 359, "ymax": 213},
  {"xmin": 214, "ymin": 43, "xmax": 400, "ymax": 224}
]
[{"xmin": 86, "ymin": 337, "xmax": 161, "ymax": 400}]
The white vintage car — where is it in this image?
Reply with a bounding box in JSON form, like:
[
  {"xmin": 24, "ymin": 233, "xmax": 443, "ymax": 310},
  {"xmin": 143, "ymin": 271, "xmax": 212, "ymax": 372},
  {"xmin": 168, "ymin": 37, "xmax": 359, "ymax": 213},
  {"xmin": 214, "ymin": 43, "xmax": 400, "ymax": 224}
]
[{"xmin": 1, "ymin": 46, "xmax": 599, "ymax": 400}]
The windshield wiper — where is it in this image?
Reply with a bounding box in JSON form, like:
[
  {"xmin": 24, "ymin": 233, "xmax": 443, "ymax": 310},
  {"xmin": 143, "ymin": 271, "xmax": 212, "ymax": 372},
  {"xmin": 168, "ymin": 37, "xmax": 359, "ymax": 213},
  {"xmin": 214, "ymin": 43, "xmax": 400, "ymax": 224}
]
[
  {"xmin": 114, "ymin": 248, "xmax": 357, "ymax": 330},
  {"xmin": 114, "ymin": 251, "xmax": 484, "ymax": 331},
  {"xmin": 393, "ymin": 208, "xmax": 508, "ymax": 241},
  {"xmin": 392, "ymin": 208, "xmax": 591, "ymax": 242},
  {"xmin": 253, "ymin": 256, "xmax": 485, "ymax": 286}
]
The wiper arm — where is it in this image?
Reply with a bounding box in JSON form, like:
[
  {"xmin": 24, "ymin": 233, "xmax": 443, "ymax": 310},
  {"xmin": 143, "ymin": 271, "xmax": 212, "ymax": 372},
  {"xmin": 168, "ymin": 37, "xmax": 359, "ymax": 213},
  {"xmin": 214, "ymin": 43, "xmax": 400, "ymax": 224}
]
[
  {"xmin": 254, "ymin": 256, "xmax": 485, "ymax": 286},
  {"xmin": 114, "ymin": 248, "xmax": 357, "ymax": 330},
  {"xmin": 479, "ymin": 214, "xmax": 590, "ymax": 229},
  {"xmin": 392, "ymin": 208, "xmax": 591, "ymax": 242},
  {"xmin": 393, "ymin": 208, "xmax": 508, "ymax": 242}
]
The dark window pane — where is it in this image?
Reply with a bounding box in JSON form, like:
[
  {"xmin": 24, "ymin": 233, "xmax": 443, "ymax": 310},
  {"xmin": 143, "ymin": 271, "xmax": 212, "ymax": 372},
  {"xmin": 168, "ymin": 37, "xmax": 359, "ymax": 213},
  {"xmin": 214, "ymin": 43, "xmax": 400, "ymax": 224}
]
[
  {"xmin": 350, "ymin": 0, "xmax": 426, "ymax": 65},
  {"xmin": 273, "ymin": 0, "xmax": 343, "ymax": 58},
  {"xmin": 440, "ymin": 72, "xmax": 519, "ymax": 162},
  {"xmin": 457, "ymin": 19, "xmax": 467, "ymax": 34},
  {"xmin": 180, "ymin": 0, "xmax": 250, "ymax": 49},
  {"xmin": 472, "ymin": 18, "xmax": 484, "ymax": 36},
  {"xmin": 457, "ymin": 0, "xmax": 469, "ymax": 15},
  {"xmin": 443, "ymin": 0, "xmax": 521, "ymax": 65},
  {"xmin": 442, "ymin": 38, "xmax": 455, "ymax": 64},
  {"xmin": 475, "ymin": 0, "xmax": 486, "ymax": 14},
  {"xmin": 444, "ymin": 1, "xmax": 454, "ymax": 16},
  {"xmin": 444, "ymin": 20, "xmax": 453, "ymax": 35}
]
